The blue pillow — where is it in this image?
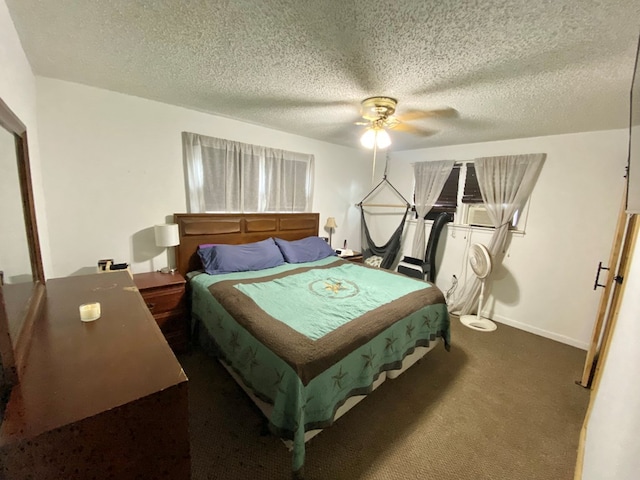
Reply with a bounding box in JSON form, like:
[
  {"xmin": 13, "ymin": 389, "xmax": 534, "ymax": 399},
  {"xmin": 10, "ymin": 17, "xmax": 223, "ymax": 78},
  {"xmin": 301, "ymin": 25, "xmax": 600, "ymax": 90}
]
[
  {"xmin": 198, "ymin": 238, "xmax": 285, "ymax": 275},
  {"xmin": 274, "ymin": 236, "xmax": 336, "ymax": 264},
  {"xmin": 197, "ymin": 243, "xmax": 216, "ymax": 271}
]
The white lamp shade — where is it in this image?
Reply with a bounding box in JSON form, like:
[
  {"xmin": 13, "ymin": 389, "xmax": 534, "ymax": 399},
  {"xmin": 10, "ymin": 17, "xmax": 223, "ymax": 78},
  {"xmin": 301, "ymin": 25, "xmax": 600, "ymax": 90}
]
[
  {"xmin": 360, "ymin": 128, "xmax": 377, "ymax": 149},
  {"xmin": 154, "ymin": 224, "xmax": 180, "ymax": 247},
  {"xmin": 376, "ymin": 129, "xmax": 391, "ymax": 148},
  {"xmin": 325, "ymin": 217, "xmax": 338, "ymax": 229},
  {"xmin": 360, "ymin": 128, "xmax": 391, "ymax": 149}
]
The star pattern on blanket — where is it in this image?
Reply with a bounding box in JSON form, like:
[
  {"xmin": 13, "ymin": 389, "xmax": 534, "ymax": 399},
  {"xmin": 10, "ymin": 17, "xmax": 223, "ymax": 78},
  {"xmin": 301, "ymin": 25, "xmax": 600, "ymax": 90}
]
[
  {"xmin": 324, "ymin": 280, "xmax": 345, "ymax": 294},
  {"xmin": 361, "ymin": 347, "xmax": 377, "ymax": 372},
  {"xmin": 204, "ymin": 304, "xmax": 219, "ymax": 326},
  {"xmin": 309, "ymin": 277, "xmax": 359, "ymax": 299},
  {"xmin": 332, "ymin": 366, "xmax": 347, "ymax": 390},
  {"xmin": 385, "ymin": 334, "xmax": 398, "ymax": 352},
  {"xmin": 247, "ymin": 347, "xmax": 259, "ymax": 373},
  {"xmin": 301, "ymin": 395, "xmax": 314, "ymax": 411},
  {"xmin": 406, "ymin": 321, "xmax": 415, "ymax": 339},
  {"xmin": 229, "ymin": 331, "xmax": 240, "ymax": 353},
  {"xmin": 273, "ymin": 369, "xmax": 286, "ymax": 395}
]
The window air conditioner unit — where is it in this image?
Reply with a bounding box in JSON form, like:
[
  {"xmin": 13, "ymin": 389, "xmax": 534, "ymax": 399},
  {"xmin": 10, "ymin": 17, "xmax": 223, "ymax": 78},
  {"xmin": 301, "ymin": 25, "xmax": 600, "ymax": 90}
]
[{"xmin": 467, "ymin": 204, "xmax": 493, "ymax": 227}]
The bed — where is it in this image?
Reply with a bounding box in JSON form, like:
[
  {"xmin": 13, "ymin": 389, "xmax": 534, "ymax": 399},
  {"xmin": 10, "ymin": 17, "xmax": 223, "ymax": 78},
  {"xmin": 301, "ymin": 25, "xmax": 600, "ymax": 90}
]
[{"xmin": 174, "ymin": 213, "xmax": 450, "ymax": 478}]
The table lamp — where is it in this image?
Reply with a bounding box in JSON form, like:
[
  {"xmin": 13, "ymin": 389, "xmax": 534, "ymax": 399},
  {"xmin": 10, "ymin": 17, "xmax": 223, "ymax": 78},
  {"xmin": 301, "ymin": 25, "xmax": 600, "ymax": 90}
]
[
  {"xmin": 154, "ymin": 223, "xmax": 180, "ymax": 273},
  {"xmin": 324, "ymin": 217, "xmax": 337, "ymax": 247}
]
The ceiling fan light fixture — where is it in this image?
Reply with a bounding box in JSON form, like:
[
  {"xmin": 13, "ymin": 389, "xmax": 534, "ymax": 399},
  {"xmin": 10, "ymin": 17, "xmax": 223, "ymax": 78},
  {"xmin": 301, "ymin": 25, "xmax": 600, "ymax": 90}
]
[
  {"xmin": 376, "ymin": 129, "xmax": 391, "ymax": 148},
  {"xmin": 360, "ymin": 128, "xmax": 376, "ymax": 148},
  {"xmin": 360, "ymin": 127, "xmax": 391, "ymax": 149}
]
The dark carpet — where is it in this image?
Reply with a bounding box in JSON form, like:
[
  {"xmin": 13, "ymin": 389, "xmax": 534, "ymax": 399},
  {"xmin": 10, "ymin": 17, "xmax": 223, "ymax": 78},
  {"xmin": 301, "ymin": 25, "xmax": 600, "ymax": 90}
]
[{"xmin": 178, "ymin": 317, "xmax": 589, "ymax": 479}]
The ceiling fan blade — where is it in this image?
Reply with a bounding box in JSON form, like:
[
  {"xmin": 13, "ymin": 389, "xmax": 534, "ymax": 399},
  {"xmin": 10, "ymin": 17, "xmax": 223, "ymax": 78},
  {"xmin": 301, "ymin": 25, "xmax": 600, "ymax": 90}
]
[
  {"xmin": 398, "ymin": 107, "xmax": 459, "ymax": 121},
  {"xmin": 392, "ymin": 123, "xmax": 438, "ymax": 137}
]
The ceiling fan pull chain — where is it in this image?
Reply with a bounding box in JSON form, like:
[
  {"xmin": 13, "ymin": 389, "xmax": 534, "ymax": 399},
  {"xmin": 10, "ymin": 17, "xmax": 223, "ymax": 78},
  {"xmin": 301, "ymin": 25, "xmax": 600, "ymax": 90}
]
[{"xmin": 371, "ymin": 143, "xmax": 378, "ymax": 185}]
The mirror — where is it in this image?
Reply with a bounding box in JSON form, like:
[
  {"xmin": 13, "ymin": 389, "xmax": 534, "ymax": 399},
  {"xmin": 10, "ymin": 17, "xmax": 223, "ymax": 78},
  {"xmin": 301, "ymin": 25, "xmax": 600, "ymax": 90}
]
[{"xmin": 0, "ymin": 97, "xmax": 45, "ymax": 388}]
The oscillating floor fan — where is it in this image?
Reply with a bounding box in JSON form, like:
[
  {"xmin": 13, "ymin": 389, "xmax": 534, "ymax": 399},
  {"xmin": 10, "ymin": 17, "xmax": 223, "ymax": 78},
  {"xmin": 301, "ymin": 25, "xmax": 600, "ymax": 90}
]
[{"xmin": 460, "ymin": 243, "xmax": 497, "ymax": 332}]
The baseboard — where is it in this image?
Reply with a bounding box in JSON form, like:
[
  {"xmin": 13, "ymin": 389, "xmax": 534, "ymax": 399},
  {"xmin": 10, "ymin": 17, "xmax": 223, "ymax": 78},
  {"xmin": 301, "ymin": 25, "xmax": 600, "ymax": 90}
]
[{"xmin": 490, "ymin": 313, "xmax": 589, "ymax": 350}]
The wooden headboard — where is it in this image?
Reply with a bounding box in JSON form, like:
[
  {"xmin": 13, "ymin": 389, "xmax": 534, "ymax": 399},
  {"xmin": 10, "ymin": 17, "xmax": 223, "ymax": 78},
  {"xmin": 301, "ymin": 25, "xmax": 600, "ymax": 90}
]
[{"xmin": 173, "ymin": 213, "xmax": 320, "ymax": 276}]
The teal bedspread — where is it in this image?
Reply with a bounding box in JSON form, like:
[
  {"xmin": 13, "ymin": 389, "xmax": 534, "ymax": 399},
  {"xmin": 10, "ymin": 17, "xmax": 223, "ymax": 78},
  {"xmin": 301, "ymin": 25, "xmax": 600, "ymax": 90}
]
[{"xmin": 190, "ymin": 257, "xmax": 450, "ymax": 475}]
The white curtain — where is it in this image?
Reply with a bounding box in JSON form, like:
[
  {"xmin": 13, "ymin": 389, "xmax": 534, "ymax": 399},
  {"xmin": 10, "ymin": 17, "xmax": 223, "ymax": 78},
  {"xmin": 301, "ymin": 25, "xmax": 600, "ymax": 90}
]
[
  {"xmin": 183, "ymin": 132, "xmax": 314, "ymax": 213},
  {"xmin": 451, "ymin": 153, "xmax": 546, "ymax": 315},
  {"xmin": 411, "ymin": 160, "xmax": 455, "ymax": 259},
  {"xmin": 183, "ymin": 133, "xmax": 205, "ymax": 213}
]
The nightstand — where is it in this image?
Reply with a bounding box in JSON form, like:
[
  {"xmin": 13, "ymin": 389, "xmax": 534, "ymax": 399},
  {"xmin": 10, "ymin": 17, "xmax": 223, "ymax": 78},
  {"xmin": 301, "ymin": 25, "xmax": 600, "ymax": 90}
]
[
  {"xmin": 134, "ymin": 272, "xmax": 188, "ymax": 353},
  {"xmin": 341, "ymin": 252, "xmax": 363, "ymax": 263}
]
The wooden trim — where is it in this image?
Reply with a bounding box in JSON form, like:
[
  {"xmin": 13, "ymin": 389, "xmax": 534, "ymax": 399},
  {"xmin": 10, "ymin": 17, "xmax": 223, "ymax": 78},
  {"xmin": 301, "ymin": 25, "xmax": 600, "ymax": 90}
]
[
  {"xmin": 16, "ymin": 131, "xmax": 45, "ymax": 285},
  {"xmin": 173, "ymin": 213, "xmax": 320, "ymax": 277},
  {"xmin": 0, "ymin": 97, "xmax": 26, "ymax": 135},
  {"xmin": 0, "ymin": 286, "xmax": 18, "ymax": 385},
  {"xmin": 574, "ymin": 214, "xmax": 639, "ymax": 479},
  {"xmin": 574, "ymin": 423, "xmax": 586, "ymax": 480},
  {"xmin": 578, "ymin": 187, "xmax": 628, "ymax": 387},
  {"xmin": 0, "ymin": 96, "xmax": 46, "ymax": 387},
  {"xmin": 591, "ymin": 214, "xmax": 638, "ymax": 386},
  {"xmin": 12, "ymin": 282, "xmax": 45, "ymax": 379},
  {"xmin": 0, "ymin": 98, "xmax": 44, "ymax": 285}
]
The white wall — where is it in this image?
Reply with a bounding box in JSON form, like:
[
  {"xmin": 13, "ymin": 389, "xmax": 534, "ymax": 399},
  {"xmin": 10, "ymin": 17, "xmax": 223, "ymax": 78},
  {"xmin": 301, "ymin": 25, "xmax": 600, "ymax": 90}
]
[
  {"xmin": 581, "ymin": 226, "xmax": 640, "ymax": 480},
  {"xmin": 386, "ymin": 130, "xmax": 628, "ymax": 348},
  {"xmin": 35, "ymin": 77, "xmax": 370, "ymax": 277},
  {"xmin": 0, "ymin": 0, "xmax": 51, "ymax": 277}
]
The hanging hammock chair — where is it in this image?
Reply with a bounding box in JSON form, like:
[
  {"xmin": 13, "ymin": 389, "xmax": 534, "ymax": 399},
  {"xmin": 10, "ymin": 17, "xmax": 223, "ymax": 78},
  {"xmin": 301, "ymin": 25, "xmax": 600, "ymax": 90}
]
[
  {"xmin": 360, "ymin": 206, "xmax": 409, "ymax": 269},
  {"xmin": 357, "ymin": 150, "xmax": 411, "ymax": 269}
]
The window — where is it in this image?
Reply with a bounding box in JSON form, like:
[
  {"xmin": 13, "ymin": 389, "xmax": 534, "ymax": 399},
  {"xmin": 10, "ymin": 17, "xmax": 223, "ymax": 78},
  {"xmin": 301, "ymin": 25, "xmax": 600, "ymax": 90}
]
[
  {"xmin": 461, "ymin": 164, "xmax": 482, "ymax": 204},
  {"xmin": 424, "ymin": 165, "xmax": 460, "ymax": 220},
  {"xmin": 418, "ymin": 162, "xmax": 524, "ymax": 230},
  {"xmin": 183, "ymin": 132, "xmax": 314, "ymax": 213},
  {"xmin": 423, "ymin": 163, "xmax": 480, "ymax": 220}
]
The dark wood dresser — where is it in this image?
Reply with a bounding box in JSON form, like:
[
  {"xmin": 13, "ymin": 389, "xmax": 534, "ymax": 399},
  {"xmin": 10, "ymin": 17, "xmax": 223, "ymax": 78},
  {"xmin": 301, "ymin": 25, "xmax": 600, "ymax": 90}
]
[
  {"xmin": 0, "ymin": 272, "xmax": 190, "ymax": 479},
  {"xmin": 133, "ymin": 272, "xmax": 188, "ymax": 353}
]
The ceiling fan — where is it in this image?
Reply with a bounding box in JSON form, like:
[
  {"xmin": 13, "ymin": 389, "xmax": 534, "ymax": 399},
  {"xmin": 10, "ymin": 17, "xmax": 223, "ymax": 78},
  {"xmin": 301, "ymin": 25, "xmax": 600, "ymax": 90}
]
[{"xmin": 356, "ymin": 96, "xmax": 456, "ymax": 149}]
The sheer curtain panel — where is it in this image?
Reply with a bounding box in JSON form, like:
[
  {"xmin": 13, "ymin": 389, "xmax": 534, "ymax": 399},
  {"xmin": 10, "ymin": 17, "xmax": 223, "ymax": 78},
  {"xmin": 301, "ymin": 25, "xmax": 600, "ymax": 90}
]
[
  {"xmin": 183, "ymin": 133, "xmax": 206, "ymax": 213},
  {"xmin": 450, "ymin": 153, "xmax": 546, "ymax": 315},
  {"xmin": 183, "ymin": 132, "xmax": 314, "ymax": 213},
  {"xmin": 411, "ymin": 160, "xmax": 455, "ymax": 258}
]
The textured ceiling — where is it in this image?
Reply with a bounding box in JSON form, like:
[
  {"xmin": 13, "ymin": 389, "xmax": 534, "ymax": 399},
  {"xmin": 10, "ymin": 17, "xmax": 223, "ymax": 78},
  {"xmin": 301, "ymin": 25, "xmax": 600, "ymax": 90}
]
[{"xmin": 6, "ymin": 0, "xmax": 640, "ymax": 151}]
